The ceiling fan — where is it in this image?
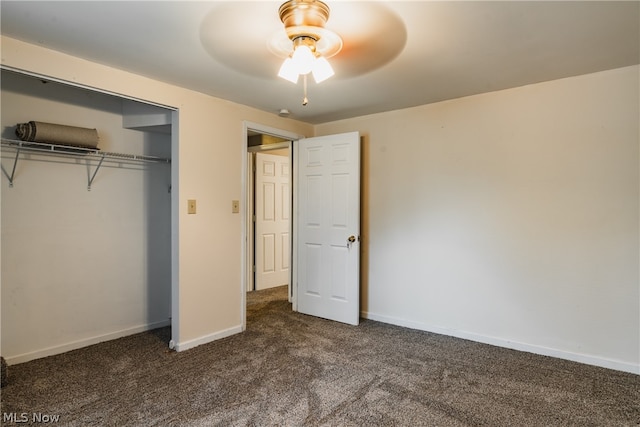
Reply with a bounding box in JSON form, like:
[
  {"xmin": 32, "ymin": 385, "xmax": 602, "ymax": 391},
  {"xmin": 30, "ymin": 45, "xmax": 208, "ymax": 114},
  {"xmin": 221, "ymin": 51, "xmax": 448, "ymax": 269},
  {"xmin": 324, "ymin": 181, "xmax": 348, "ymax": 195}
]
[
  {"xmin": 200, "ymin": 1, "xmax": 407, "ymax": 109},
  {"xmin": 269, "ymin": 0, "xmax": 342, "ymax": 105}
]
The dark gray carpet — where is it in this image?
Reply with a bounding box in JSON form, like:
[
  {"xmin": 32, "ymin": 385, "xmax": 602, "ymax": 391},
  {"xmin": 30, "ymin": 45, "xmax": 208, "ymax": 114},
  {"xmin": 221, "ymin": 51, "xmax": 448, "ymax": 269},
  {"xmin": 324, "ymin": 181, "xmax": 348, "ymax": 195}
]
[{"xmin": 1, "ymin": 286, "xmax": 638, "ymax": 426}]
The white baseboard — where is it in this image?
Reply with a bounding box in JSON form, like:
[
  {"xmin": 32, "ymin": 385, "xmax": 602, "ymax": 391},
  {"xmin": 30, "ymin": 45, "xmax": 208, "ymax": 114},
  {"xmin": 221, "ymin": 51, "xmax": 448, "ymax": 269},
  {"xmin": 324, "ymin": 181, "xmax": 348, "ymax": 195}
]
[
  {"xmin": 5, "ymin": 319, "xmax": 171, "ymax": 366},
  {"xmin": 174, "ymin": 324, "xmax": 243, "ymax": 352},
  {"xmin": 361, "ymin": 311, "xmax": 639, "ymax": 375}
]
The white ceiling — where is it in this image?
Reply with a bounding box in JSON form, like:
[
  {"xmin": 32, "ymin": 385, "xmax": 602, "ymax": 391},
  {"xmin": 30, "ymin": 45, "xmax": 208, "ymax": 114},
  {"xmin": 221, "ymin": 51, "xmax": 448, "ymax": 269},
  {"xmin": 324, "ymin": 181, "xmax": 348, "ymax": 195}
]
[{"xmin": 1, "ymin": 1, "xmax": 638, "ymax": 124}]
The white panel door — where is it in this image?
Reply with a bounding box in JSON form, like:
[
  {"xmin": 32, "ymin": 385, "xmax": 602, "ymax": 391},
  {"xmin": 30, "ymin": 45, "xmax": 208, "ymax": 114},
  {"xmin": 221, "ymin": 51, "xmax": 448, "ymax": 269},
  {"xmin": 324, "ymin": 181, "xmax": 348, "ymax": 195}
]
[
  {"xmin": 295, "ymin": 132, "xmax": 360, "ymax": 325},
  {"xmin": 255, "ymin": 152, "xmax": 291, "ymax": 290}
]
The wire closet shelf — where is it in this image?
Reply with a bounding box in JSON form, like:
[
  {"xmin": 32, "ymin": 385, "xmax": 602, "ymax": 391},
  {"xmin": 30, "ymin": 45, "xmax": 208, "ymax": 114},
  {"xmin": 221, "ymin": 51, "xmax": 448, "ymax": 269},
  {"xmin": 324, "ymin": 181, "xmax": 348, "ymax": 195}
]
[{"xmin": 1, "ymin": 138, "xmax": 171, "ymax": 190}]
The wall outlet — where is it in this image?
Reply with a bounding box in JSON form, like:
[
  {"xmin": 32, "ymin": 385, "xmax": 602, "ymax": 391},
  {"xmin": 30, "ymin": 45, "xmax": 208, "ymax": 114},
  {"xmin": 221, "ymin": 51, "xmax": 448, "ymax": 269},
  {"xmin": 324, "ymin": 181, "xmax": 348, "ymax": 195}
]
[
  {"xmin": 188, "ymin": 199, "xmax": 196, "ymax": 214},
  {"xmin": 232, "ymin": 200, "xmax": 240, "ymax": 214}
]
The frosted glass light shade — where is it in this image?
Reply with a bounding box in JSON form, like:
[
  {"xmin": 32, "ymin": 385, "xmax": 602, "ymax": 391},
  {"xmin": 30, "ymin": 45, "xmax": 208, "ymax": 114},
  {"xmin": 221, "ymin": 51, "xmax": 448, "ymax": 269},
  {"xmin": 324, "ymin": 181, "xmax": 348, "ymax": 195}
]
[
  {"xmin": 291, "ymin": 44, "xmax": 315, "ymax": 75},
  {"xmin": 312, "ymin": 56, "xmax": 334, "ymax": 83},
  {"xmin": 278, "ymin": 57, "xmax": 299, "ymax": 83}
]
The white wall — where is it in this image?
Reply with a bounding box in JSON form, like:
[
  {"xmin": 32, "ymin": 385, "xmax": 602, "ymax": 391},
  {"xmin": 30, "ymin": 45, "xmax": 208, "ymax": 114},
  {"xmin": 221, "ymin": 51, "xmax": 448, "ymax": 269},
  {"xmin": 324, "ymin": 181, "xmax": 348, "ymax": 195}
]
[
  {"xmin": 0, "ymin": 36, "xmax": 313, "ymax": 360},
  {"xmin": 1, "ymin": 70, "xmax": 172, "ymax": 363},
  {"xmin": 316, "ymin": 66, "xmax": 640, "ymax": 374}
]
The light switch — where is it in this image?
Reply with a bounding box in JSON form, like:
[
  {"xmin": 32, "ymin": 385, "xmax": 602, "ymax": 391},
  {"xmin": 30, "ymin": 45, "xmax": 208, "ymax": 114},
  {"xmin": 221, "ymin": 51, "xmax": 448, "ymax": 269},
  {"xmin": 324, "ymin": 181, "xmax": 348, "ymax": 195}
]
[
  {"xmin": 232, "ymin": 200, "xmax": 240, "ymax": 214},
  {"xmin": 188, "ymin": 199, "xmax": 196, "ymax": 214}
]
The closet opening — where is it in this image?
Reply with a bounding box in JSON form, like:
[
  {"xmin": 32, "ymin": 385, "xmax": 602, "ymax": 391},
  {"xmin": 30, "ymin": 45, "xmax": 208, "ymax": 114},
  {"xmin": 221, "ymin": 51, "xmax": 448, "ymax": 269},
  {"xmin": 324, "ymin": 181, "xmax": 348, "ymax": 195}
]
[{"xmin": 0, "ymin": 68, "xmax": 176, "ymax": 364}]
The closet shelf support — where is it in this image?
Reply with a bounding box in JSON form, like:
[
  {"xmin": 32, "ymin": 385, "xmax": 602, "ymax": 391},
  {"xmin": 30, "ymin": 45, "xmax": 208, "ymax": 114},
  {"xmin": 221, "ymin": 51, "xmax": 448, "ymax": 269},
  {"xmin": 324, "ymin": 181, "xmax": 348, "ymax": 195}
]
[
  {"xmin": 87, "ymin": 155, "xmax": 106, "ymax": 191},
  {"xmin": 4, "ymin": 146, "xmax": 21, "ymax": 187}
]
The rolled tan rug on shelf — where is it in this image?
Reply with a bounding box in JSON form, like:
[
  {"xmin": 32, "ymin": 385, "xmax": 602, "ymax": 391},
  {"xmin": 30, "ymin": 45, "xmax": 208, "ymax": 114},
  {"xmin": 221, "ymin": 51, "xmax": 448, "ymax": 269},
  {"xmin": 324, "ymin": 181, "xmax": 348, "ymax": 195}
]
[{"xmin": 15, "ymin": 121, "xmax": 99, "ymax": 149}]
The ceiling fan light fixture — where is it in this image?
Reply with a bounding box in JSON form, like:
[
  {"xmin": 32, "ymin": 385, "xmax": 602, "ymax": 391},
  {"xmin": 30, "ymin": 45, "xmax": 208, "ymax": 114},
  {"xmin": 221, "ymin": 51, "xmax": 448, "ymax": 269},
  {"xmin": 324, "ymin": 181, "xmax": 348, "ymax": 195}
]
[{"xmin": 274, "ymin": 0, "xmax": 342, "ymax": 103}]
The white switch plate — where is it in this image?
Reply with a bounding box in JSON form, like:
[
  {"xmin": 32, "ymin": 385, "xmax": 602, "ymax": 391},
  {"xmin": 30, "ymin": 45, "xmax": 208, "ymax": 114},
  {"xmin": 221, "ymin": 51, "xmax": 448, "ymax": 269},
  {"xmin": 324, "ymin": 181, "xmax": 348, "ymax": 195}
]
[{"xmin": 232, "ymin": 200, "xmax": 240, "ymax": 213}]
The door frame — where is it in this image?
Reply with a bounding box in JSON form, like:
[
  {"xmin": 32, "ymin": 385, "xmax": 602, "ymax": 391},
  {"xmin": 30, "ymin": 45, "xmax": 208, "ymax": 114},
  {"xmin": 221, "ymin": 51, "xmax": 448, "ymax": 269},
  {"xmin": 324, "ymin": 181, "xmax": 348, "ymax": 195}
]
[{"xmin": 240, "ymin": 121, "xmax": 304, "ymax": 331}]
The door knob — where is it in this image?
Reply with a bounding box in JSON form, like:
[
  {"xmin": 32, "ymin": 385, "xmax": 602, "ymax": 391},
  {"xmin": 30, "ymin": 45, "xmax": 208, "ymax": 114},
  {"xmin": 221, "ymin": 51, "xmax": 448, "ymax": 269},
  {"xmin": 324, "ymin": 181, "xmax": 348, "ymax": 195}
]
[{"xmin": 347, "ymin": 235, "xmax": 357, "ymax": 250}]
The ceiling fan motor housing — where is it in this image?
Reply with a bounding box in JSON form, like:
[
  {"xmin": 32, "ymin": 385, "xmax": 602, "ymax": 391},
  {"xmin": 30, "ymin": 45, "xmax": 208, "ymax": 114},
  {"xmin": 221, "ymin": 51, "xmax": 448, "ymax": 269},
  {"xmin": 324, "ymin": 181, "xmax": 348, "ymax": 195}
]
[
  {"xmin": 276, "ymin": 0, "xmax": 342, "ymax": 59},
  {"xmin": 279, "ymin": 0, "xmax": 330, "ymax": 30}
]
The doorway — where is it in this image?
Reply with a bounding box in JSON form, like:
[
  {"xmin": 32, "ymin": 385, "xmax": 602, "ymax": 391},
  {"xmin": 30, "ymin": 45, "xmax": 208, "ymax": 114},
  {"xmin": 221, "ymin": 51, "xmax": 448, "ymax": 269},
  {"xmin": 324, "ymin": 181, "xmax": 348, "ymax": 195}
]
[
  {"xmin": 241, "ymin": 125, "xmax": 361, "ymax": 329},
  {"xmin": 241, "ymin": 122, "xmax": 303, "ymax": 331}
]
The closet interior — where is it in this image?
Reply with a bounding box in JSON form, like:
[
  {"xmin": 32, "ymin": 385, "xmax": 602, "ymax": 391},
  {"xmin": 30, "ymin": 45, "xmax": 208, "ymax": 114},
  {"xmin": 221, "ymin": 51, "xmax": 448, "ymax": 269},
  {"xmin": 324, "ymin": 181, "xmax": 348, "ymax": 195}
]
[{"xmin": 1, "ymin": 69, "xmax": 173, "ymax": 364}]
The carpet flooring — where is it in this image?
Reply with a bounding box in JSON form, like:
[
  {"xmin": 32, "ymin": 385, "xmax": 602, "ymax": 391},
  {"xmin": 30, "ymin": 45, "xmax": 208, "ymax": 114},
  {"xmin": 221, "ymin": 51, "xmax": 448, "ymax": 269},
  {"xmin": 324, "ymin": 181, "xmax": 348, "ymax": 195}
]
[{"xmin": 1, "ymin": 286, "xmax": 638, "ymax": 426}]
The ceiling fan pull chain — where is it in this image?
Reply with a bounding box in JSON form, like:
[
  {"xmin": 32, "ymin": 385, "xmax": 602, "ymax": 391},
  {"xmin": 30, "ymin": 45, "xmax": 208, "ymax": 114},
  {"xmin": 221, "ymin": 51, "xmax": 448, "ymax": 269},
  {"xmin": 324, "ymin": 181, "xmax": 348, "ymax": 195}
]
[{"xmin": 302, "ymin": 74, "xmax": 309, "ymax": 106}]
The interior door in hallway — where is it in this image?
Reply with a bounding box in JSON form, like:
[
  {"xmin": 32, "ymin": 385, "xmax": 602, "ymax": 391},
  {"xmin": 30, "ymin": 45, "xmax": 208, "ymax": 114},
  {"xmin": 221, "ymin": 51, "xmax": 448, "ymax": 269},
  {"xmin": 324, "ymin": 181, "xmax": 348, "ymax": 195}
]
[
  {"xmin": 295, "ymin": 132, "xmax": 360, "ymax": 325},
  {"xmin": 255, "ymin": 152, "xmax": 291, "ymax": 290}
]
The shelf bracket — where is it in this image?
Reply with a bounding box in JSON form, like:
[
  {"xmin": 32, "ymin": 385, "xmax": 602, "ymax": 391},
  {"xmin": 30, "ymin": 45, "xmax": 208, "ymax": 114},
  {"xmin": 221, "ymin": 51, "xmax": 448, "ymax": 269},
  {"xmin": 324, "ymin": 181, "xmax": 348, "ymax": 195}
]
[
  {"xmin": 2, "ymin": 146, "xmax": 21, "ymax": 187},
  {"xmin": 87, "ymin": 155, "xmax": 106, "ymax": 191}
]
